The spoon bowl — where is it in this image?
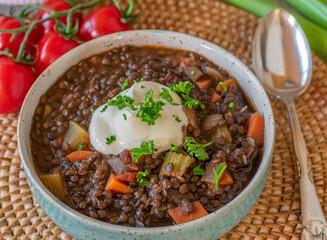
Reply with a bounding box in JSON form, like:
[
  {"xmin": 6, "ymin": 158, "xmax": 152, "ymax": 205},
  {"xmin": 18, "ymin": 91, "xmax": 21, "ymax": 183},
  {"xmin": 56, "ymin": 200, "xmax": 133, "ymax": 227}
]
[
  {"xmin": 252, "ymin": 9, "xmax": 327, "ymax": 239},
  {"xmin": 252, "ymin": 8, "xmax": 312, "ymax": 100}
]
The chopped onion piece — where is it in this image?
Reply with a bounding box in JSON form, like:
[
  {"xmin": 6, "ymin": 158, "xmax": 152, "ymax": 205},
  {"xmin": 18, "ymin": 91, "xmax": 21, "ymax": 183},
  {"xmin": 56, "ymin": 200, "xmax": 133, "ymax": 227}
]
[
  {"xmin": 108, "ymin": 157, "xmax": 127, "ymax": 174},
  {"xmin": 201, "ymin": 114, "xmax": 223, "ymax": 132},
  {"xmin": 183, "ymin": 107, "xmax": 199, "ymax": 129},
  {"xmin": 65, "ymin": 121, "xmax": 89, "ymax": 149},
  {"xmin": 203, "ymin": 66, "xmax": 223, "ymax": 81}
]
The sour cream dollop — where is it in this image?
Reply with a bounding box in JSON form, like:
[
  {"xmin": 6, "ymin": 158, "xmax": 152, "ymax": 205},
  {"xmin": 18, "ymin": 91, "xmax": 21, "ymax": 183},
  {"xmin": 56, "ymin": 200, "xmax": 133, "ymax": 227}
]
[{"xmin": 89, "ymin": 81, "xmax": 188, "ymax": 155}]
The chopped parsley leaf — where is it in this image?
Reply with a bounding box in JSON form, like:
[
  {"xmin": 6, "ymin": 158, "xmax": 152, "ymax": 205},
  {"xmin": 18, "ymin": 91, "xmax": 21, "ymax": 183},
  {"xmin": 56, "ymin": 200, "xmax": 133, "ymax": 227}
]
[
  {"xmin": 228, "ymin": 102, "xmax": 235, "ymax": 109},
  {"xmin": 77, "ymin": 143, "xmax": 83, "ymax": 150},
  {"xmin": 141, "ymin": 85, "xmax": 145, "ymax": 89},
  {"xmin": 173, "ymin": 115, "xmax": 182, "ymax": 122},
  {"xmin": 136, "ymin": 89, "xmax": 166, "ymax": 125},
  {"xmin": 130, "ymin": 140, "xmax": 158, "ymax": 164},
  {"xmin": 169, "ymin": 144, "xmax": 179, "ymax": 152},
  {"xmin": 134, "ymin": 77, "xmax": 144, "ymax": 83},
  {"xmin": 106, "ymin": 135, "xmax": 116, "ymax": 145},
  {"xmin": 123, "ymin": 114, "xmax": 127, "ymax": 120},
  {"xmin": 159, "ymin": 88, "xmax": 173, "ymax": 103},
  {"xmin": 170, "ymin": 81, "xmax": 204, "ymax": 109},
  {"xmin": 121, "ymin": 79, "xmax": 129, "ymax": 91},
  {"xmin": 170, "ymin": 81, "xmax": 193, "ymax": 96},
  {"xmin": 193, "ymin": 165, "xmax": 205, "ymax": 175},
  {"xmin": 101, "ymin": 105, "xmax": 108, "ymax": 112},
  {"xmin": 213, "ymin": 164, "xmax": 227, "ymax": 189},
  {"xmin": 91, "ymin": 109, "xmax": 95, "ymax": 113},
  {"xmin": 102, "ymin": 95, "xmax": 136, "ymax": 112},
  {"xmin": 182, "ymin": 94, "xmax": 205, "ymax": 109},
  {"xmin": 218, "ymin": 82, "xmax": 227, "ymax": 92},
  {"xmin": 128, "ymin": 184, "xmax": 133, "ymax": 190},
  {"xmin": 197, "ymin": 114, "xmax": 207, "ymax": 120},
  {"xmin": 191, "ymin": 70, "xmax": 196, "ymax": 75},
  {"xmin": 184, "ymin": 137, "xmax": 213, "ymax": 161},
  {"xmin": 136, "ymin": 171, "xmax": 149, "ymax": 187}
]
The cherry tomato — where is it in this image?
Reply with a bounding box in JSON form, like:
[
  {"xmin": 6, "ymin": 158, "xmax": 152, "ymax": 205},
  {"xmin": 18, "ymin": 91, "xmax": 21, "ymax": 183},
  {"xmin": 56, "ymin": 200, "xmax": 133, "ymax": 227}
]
[
  {"xmin": 78, "ymin": 6, "xmax": 133, "ymax": 41},
  {"xmin": 0, "ymin": 57, "xmax": 36, "ymax": 114},
  {"xmin": 37, "ymin": 0, "xmax": 83, "ymax": 35},
  {"xmin": 34, "ymin": 31, "xmax": 79, "ymax": 76},
  {"xmin": 0, "ymin": 17, "xmax": 39, "ymax": 57}
]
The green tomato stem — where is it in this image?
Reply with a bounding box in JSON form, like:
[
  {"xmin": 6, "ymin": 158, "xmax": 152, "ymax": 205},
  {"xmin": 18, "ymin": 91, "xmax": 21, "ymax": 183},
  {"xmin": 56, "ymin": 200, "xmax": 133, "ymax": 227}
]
[{"xmin": 0, "ymin": 0, "xmax": 105, "ymax": 64}]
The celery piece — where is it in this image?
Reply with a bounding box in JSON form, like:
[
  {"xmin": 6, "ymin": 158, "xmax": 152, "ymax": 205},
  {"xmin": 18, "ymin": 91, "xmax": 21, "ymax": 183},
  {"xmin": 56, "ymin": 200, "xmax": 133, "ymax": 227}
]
[
  {"xmin": 40, "ymin": 173, "xmax": 65, "ymax": 199},
  {"xmin": 160, "ymin": 152, "xmax": 195, "ymax": 177},
  {"xmin": 212, "ymin": 126, "xmax": 232, "ymax": 144}
]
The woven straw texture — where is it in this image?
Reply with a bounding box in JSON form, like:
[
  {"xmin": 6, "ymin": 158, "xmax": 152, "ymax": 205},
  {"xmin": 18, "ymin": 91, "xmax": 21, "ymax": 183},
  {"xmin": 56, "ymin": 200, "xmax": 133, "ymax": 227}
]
[{"xmin": 1, "ymin": 0, "xmax": 327, "ymax": 239}]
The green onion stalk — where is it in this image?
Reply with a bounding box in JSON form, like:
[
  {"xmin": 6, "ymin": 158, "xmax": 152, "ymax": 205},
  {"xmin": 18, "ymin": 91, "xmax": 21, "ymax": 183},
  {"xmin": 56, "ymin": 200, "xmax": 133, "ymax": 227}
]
[
  {"xmin": 219, "ymin": 0, "xmax": 327, "ymax": 63},
  {"xmin": 0, "ymin": 0, "xmax": 105, "ymax": 64}
]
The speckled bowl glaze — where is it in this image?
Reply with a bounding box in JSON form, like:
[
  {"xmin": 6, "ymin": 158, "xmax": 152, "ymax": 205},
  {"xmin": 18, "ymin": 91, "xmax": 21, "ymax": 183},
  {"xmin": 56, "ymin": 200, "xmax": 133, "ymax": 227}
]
[{"xmin": 18, "ymin": 30, "xmax": 275, "ymax": 240}]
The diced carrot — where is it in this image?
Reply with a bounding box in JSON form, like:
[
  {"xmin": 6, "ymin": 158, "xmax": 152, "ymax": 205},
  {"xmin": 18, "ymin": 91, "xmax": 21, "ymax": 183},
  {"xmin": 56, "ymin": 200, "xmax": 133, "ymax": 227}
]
[
  {"xmin": 247, "ymin": 112, "xmax": 264, "ymax": 145},
  {"xmin": 105, "ymin": 174, "xmax": 133, "ymax": 194},
  {"xmin": 126, "ymin": 163, "xmax": 140, "ymax": 172},
  {"xmin": 66, "ymin": 150, "xmax": 93, "ymax": 162},
  {"xmin": 210, "ymin": 92, "xmax": 222, "ymax": 103},
  {"xmin": 195, "ymin": 78, "xmax": 211, "ymax": 90},
  {"xmin": 219, "ymin": 172, "xmax": 233, "ymax": 186},
  {"xmin": 168, "ymin": 201, "xmax": 208, "ymax": 224},
  {"xmin": 116, "ymin": 172, "xmax": 137, "ymax": 183},
  {"xmin": 247, "ymin": 146, "xmax": 255, "ymax": 158},
  {"xmin": 216, "ymin": 78, "xmax": 237, "ymax": 93}
]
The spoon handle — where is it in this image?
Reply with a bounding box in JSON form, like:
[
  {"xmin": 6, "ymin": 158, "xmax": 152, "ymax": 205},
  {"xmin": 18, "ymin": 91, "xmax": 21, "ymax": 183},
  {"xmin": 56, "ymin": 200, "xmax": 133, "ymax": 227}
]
[{"xmin": 285, "ymin": 100, "xmax": 327, "ymax": 239}]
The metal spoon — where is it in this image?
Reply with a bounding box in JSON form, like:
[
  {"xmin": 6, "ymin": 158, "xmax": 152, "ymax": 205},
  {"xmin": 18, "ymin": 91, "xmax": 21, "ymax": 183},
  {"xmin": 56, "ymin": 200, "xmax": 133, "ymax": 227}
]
[{"xmin": 252, "ymin": 8, "xmax": 327, "ymax": 240}]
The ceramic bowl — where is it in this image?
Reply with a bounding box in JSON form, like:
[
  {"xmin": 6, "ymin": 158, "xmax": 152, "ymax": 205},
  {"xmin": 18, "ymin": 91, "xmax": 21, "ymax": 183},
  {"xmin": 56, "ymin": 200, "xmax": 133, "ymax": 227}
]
[{"xmin": 18, "ymin": 30, "xmax": 275, "ymax": 240}]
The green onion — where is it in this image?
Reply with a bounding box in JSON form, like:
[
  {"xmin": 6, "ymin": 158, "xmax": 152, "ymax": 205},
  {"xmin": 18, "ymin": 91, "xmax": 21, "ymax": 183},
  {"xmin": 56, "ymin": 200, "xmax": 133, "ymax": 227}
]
[
  {"xmin": 219, "ymin": 0, "xmax": 327, "ymax": 63},
  {"xmin": 218, "ymin": 82, "xmax": 227, "ymax": 92},
  {"xmin": 228, "ymin": 102, "xmax": 235, "ymax": 109},
  {"xmin": 284, "ymin": 0, "xmax": 327, "ymax": 31},
  {"xmin": 213, "ymin": 164, "xmax": 227, "ymax": 189}
]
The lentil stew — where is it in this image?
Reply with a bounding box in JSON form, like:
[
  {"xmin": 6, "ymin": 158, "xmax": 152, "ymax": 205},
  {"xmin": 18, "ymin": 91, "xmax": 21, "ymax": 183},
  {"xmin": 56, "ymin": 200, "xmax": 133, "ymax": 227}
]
[{"xmin": 30, "ymin": 45, "xmax": 264, "ymax": 227}]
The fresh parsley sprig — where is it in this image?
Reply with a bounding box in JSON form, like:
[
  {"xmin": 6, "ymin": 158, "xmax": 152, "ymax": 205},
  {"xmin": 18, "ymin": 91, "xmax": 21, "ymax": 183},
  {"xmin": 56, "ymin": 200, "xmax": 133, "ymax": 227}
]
[
  {"xmin": 130, "ymin": 140, "xmax": 158, "ymax": 164},
  {"xmin": 184, "ymin": 137, "xmax": 213, "ymax": 161},
  {"xmin": 101, "ymin": 95, "xmax": 136, "ymax": 112},
  {"xmin": 106, "ymin": 135, "xmax": 116, "ymax": 145},
  {"xmin": 170, "ymin": 81, "xmax": 193, "ymax": 95},
  {"xmin": 169, "ymin": 144, "xmax": 179, "ymax": 152},
  {"xmin": 159, "ymin": 88, "xmax": 173, "ymax": 103},
  {"xmin": 173, "ymin": 115, "xmax": 182, "ymax": 122},
  {"xmin": 136, "ymin": 90, "xmax": 166, "ymax": 125},
  {"xmin": 182, "ymin": 94, "xmax": 204, "ymax": 109},
  {"xmin": 136, "ymin": 171, "xmax": 149, "ymax": 187},
  {"xmin": 193, "ymin": 165, "xmax": 205, "ymax": 175},
  {"xmin": 213, "ymin": 164, "xmax": 227, "ymax": 189},
  {"xmin": 170, "ymin": 81, "xmax": 204, "ymax": 109}
]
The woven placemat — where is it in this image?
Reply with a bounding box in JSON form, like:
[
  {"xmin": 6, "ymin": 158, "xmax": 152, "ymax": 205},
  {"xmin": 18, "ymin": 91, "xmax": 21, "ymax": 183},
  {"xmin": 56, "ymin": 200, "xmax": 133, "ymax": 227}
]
[{"xmin": 1, "ymin": 0, "xmax": 327, "ymax": 239}]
